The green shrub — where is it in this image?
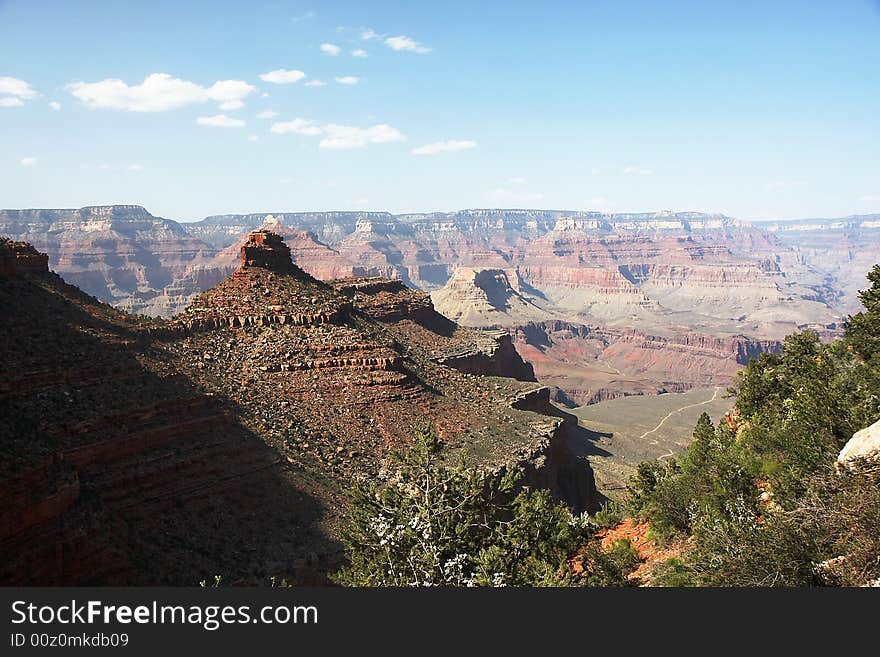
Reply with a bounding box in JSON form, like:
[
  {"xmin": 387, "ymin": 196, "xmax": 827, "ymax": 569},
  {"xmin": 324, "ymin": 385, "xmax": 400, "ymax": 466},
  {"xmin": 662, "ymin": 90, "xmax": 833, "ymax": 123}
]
[
  {"xmin": 590, "ymin": 499, "xmax": 626, "ymax": 530},
  {"xmin": 575, "ymin": 539, "xmax": 641, "ymax": 587},
  {"xmin": 333, "ymin": 422, "xmax": 640, "ymax": 587}
]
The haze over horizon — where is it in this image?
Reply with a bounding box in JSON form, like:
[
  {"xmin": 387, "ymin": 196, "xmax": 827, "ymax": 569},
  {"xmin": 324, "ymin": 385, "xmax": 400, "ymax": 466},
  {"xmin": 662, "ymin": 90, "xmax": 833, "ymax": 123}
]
[{"xmin": 2, "ymin": 0, "xmax": 879, "ymax": 221}]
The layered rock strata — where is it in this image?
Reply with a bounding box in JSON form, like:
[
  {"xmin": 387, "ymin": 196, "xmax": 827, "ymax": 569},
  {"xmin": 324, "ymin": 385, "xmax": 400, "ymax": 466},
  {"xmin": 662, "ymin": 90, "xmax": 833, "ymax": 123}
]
[{"xmin": 510, "ymin": 320, "xmax": 782, "ymax": 407}]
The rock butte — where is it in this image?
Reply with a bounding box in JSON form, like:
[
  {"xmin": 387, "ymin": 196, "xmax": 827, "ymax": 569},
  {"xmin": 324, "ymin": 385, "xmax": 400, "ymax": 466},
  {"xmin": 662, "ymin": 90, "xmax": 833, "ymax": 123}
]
[{"xmin": 0, "ymin": 232, "xmax": 594, "ymax": 585}]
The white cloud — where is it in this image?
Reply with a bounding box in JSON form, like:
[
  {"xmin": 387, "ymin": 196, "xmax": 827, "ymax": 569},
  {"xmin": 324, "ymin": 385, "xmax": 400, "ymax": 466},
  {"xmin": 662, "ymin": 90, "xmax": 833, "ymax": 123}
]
[
  {"xmin": 361, "ymin": 28, "xmax": 379, "ymax": 40},
  {"xmin": 411, "ymin": 139, "xmax": 476, "ymax": 155},
  {"xmin": 335, "ymin": 76, "xmax": 360, "ymax": 85},
  {"xmin": 385, "ymin": 36, "xmax": 431, "ymax": 53},
  {"xmin": 490, "ymin": 188, "xmax": 544, "ymax": 203},
  {"xmin": 304, "ymin": 80, "xmax": 327, "ymax": 87},
  {"xmin": 320, "ymin": 43, "xmax": 341, "ymax": 56},
  {"xmin": 347, "ymin": 198, "xmax": 370, "ymax": 209},
  {"xmin": 0, "ymin": 76, "xmax": 37, "ymax": 98},
  {"xmin": 127, "ymin": 163, "xmax": 143, "ymax": 171},
  {"xmin": 622, "ymin": 165, "xmax": 653, "ymax": 176},
  {"xmin": 207, "ymin": 80, "xmax": 255, "ymax": 107},
  {"xmin": 507, "ymin": 177, "xmax": 527, "ymax": 185},
  {"xmin": 67, "ymin": 73, "xmax": 255, "ymax": 112},
  {"xmin": 859, "ymin": 195, "xmax": 880, "ymax": 202},
  {"xmin": 271, "ymin": 119, "xmax": 323, "ymax": 136},
  {"xmin": 20, "ymin": 157, "xmax": 37, "ymax": 167},
  {"xmin": 256, "ymin": 109, "xmax": 279, "ymax": 119},
  {"xmin": 197, "ymin": 114, "xmax": 245, "ymax": 128},
  {"xmin": 0, "ymin": 76, "xmax": 37, "ymax": 107},
  {"xmin": 259, "ymin": 69, "xmax": 306, "ymax": 85},
  {"xmin": 320, "ymin": 123, "xmax": 403, "ymax": 149},
  {"xmin": 270, "ymin": 118, "xmax": 404, "ymax": 149},
  {"xmin": 248, "ymin": 135, "xmax": 259, "ymax": 142},
  {"xmin": 49, "ymin": 101, "xmax": 61, "ymax": 110},
  {"xmin": 352, "ymin": 49, "xmax": 368, "ymax": 58}
]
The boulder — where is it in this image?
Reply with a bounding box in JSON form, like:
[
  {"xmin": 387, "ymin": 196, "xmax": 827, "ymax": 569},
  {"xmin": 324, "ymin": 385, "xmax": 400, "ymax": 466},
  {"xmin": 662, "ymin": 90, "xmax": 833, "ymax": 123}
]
[{"xmin": 837, "ymin": 418, "xmax": 880, "ymax": 466}]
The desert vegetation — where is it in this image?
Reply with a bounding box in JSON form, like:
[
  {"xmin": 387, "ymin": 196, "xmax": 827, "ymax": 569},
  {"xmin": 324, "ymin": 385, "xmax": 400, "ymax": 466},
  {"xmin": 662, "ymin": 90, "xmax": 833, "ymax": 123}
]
[
  {"xmin": 629, "ymin": 264, "xmax": 880, "ymax": 586},
  {"xmin": 334, "ymin": 422, "xmax": 638, "ymax": 587}
]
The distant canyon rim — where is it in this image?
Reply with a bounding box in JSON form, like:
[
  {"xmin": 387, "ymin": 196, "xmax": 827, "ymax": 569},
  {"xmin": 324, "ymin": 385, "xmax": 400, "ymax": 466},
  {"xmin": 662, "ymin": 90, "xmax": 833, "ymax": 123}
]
[{"xmin": 2, "ymin": 205, "xmax": 878, "ymax": 408}]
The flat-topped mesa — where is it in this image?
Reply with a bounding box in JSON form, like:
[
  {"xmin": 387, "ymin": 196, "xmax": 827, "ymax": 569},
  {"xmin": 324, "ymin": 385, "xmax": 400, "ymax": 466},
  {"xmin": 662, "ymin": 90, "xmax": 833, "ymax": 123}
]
[
  {"xmin": 241, "ymin": 230, "xmax": 300, "ymax": 273},
  {"xmin": 0, "ymin": 238, "xmax": 49, "ymax": 278}
]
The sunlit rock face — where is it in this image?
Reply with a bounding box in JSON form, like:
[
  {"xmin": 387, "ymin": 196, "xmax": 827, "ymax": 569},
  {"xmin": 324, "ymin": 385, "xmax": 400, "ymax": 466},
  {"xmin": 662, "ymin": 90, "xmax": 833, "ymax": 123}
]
[
  {"xmin": 4, "ymin": 206, "xmax": 868, "ymax": 331},
  {"xmin": 0, "ymin": 205, "xmax": 217, "ymax": 316}
]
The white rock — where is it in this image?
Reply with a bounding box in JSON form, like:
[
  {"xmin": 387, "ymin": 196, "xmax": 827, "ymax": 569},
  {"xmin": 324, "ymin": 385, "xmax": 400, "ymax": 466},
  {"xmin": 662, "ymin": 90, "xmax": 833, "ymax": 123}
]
[{"xmin": 837, "ymin": 418, "xmax": 880, "ymax": 465}]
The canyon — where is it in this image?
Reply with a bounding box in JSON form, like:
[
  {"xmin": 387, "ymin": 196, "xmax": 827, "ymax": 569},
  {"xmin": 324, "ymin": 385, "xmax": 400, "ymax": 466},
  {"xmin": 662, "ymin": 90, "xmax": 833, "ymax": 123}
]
[
  {"xmin": 2, "ymin": 206, "xmax": 875, "ymax": 406},
  {"xmin": 2, "ymin": 208, "xmax": 877, "ymax": 583},
  {"xmin": 0, "ymin": 233, "xmax": 594, "ymax": 584}
]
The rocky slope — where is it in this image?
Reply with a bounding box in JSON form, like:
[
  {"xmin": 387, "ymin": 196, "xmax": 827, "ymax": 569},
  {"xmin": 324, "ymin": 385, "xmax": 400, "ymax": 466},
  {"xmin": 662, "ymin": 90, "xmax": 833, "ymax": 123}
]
[
  {"xmin": 331, "ymin": 277, "xmax": 537, "ymax": 381},
  {"xmin": 0, "ymin": 237, "xmax": 338, "ymax": 584},
  {"xmin": 0, "ymin": 233, "xmax": 594, "ymax": 585}
]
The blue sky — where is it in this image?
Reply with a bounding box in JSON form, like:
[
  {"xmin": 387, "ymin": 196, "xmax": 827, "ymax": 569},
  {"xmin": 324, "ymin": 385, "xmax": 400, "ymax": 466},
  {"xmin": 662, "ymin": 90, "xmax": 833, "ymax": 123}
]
[{"xmin": 1, "ymin": 0, "xmax": 878, "ymax": 221}]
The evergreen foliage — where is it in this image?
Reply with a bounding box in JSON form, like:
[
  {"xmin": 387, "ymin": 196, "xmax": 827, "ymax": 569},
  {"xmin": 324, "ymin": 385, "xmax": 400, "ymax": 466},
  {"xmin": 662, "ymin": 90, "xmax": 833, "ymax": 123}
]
[{"xmin": 334, "ymin": 422, "xmax": 638, "ymax": 587}]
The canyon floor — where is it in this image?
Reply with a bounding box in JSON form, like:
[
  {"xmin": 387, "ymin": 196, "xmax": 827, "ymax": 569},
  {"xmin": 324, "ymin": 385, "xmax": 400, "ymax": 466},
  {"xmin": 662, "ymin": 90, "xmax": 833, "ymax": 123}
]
[{"xmin": 572, "ymin": 387, "xmax": 735, "ymax": 497}]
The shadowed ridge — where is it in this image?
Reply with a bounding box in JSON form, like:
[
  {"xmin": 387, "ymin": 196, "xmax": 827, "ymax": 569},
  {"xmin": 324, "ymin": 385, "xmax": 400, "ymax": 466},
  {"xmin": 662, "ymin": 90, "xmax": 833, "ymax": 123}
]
[
  {"xmin": 0, "ymin": 240, "xmax": 340, "ymax": 585},
  {"xmin": 0, "ymin": 237, "xmax": 49, "ymax": 277}
]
